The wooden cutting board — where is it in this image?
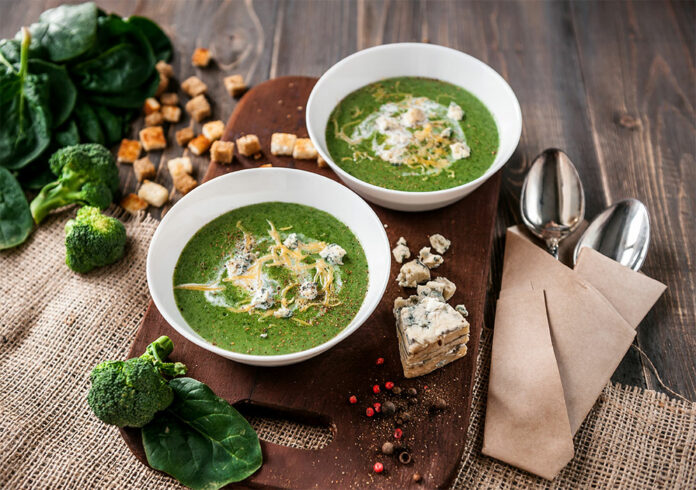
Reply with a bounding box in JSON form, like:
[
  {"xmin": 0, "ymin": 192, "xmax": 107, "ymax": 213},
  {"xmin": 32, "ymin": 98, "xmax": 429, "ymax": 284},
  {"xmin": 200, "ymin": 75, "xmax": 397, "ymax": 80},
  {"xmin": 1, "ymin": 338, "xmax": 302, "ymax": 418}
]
[{"xmin": 121, "ymin": 76, "xmax": 501, "ymax": 489}]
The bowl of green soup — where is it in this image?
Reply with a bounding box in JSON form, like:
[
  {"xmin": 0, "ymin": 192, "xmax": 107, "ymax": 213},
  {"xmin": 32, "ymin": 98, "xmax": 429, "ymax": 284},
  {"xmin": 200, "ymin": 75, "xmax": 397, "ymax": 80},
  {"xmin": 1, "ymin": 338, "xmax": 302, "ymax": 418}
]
[
  {"xmin": 147, "ymin": 168, "xmax": 390, "ymax": 366},
  {"xmin": 306, "ymin": 43, "xmax": 522, "ymax": 211}
]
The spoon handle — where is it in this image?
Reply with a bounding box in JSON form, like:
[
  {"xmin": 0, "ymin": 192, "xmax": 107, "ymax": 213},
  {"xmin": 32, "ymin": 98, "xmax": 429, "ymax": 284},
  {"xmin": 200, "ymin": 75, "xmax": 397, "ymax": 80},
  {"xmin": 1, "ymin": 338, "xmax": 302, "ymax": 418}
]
[{"xmin": 545, "ymin": 238, "xmax": 560, "ymax": 259}]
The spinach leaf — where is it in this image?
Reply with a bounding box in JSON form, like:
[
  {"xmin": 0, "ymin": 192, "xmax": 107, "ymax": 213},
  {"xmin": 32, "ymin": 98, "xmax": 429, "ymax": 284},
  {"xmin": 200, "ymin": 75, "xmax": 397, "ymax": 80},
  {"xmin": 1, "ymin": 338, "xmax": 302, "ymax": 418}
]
[
  {"xmin": 53, "ymin": 120, "xmax": 81, "ymax": 147},
  {"xmin": 73, "ymin": 100, "xmax": 104, "ymax": 145},
  {"xmin": 0, "ymin": 166, "xmax": 33, "ymax": 249},
  {"xmin": 126, "ymin": 16, "xmax": 173, "ymax": 62},
  {"xmin": 22, "ymin": 2, "xmax": 98, "ymax": 62},
  {"xmin": 71, "ymin": 43, "xmax": 152, "ymax": 94},
  {"xmin": 0, "ymin": 31, "xmax": 52, "ymax": 170},
  {"xmin": 93, "ymin": 105, "xmax": 124, "ymax": 145},
  {"xmin": 28, "ymin": 59, "xmax": 77, "ymax": 127},
  {"xmin": 86, "ymin": 71, "xmax": 160, "ymax": 108},
  {"xmin": 142, "ymin": 378, "xmax": 263, "ymax": 490}
]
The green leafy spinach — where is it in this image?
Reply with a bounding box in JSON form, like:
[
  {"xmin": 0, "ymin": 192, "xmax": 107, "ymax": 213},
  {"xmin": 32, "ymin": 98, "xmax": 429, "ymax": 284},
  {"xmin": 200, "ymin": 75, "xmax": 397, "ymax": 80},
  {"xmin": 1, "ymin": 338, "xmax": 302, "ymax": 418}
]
[
  {"xmin": 142, "ymin": 378, "xmax": 263, "ymax": 489},
  {"xmin": 0, "ymin": 166, "xmax": 33, "ymax": 249}
]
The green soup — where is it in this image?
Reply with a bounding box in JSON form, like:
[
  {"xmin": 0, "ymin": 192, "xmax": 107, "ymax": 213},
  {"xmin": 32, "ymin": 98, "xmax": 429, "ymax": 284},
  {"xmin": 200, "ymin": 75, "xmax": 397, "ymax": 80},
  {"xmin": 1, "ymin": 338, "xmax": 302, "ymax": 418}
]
[
  {"xmin": 173, "ymin": 202, "xmax": 369, "ymax": 356},
  {"xmin": 326, "ymin": 77, "xmax": 499, "ymax": 192}
]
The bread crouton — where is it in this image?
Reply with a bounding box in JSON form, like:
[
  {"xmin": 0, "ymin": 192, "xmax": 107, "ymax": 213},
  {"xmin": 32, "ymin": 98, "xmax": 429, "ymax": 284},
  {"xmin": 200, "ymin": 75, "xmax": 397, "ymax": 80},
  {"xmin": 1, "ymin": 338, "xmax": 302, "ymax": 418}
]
[
  {"xmin": 185, "ymin": 94, "xmax": 211, "ymax": 122},
  {"xmin": 192, "ymin": 48, "xmax": 212, "ymax": 67},
  {"xmin": 161, "ymin": 105, "xmax": 181, "ymax": 123},
  {"xmin": 173, "ymin": 173, "xmax": 198, "ymax": 195},
  {"xmin": 188, "ymin": 135, "xmax": 211, "ymax": 155},
  {"xmin": 144, "ymin": 111, "xmax": 164, "ymax": 127},
  {"xmin": 139, "ymin": 126, "xmax": 166, "ymax": 151},
  {"xmin": 202, "ymin": 120, "xmax": 225, "ymax": 141},
  {"xmin": 133, "ymin": 156, "xmax": 156, "ymax": 182},
  {"xmin": 270, "ymin": 133, "xmax": 296, "ymax": 156},
  {"xmin": 117, "ymin": 139, "xmax": 141, "ymax": 164},
  {"xmin": 236, "ymin": 134, "xmax": 261, "ymax": 156},
  {"xmin": 211, "ymin": 141, "xmax": 234, "ymax": 164},
  {"xmin": 292, "ymin": 138, "xmax": 318, "ymax": 159},
  {"xmin": 317, "ymin": 155, "xmax": 327, "ymax": 168},
  {"xmin": 138, "ymin": 180, "xmax": 169, "ymax": 207},
  {"xmin": 167, "ymin": 156, "xmax": 193, "ymax": 177},
  {"xmin": 154, "ymin": 74, "xmax": 169, "ymax": 97},
  {"xmin": 155, "ymin": 60, "xmax": 174, "ymax": 78},
  {"xmin": 120, "ymin": 193, "xmax": 148, "ymax": 213},
  {"xmin": 159, "ymin": 92, "xmax": 179, "ymax": 105},
  {"xmin": 181, "ymin": 76, "xmax": 207, "ymax": 97},
  {"xmin": 143, "ymin": 97, "xmax": 161, "ymax": 115},
  {"xmin": 175, "ymin": 127, "xmax": 195, "ymax": 147},
  {"xmin": 224, "ymin": 74, "xmax": 246, "ymax": 97}
]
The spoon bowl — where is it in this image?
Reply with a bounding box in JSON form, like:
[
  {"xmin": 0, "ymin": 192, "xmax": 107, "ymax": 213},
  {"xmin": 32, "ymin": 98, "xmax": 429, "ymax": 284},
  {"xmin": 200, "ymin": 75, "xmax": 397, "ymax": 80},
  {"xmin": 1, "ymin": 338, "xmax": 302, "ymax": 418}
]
[
  {"xmin": 520, "ymin": 148, "xmax": 585, "ymax": 258},
  {"xmin": 573, "ymin": 198, "xmax": 650, "ymax": 271}
]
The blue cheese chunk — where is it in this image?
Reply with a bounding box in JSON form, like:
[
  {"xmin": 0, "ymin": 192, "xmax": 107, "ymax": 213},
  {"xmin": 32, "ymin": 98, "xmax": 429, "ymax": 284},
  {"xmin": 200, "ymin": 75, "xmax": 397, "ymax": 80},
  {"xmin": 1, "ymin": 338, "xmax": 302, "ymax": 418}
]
[
  {"xmin": 447, "ymin": 102, "xmax": 464, "ymax": 121},
  {"xmin": 319, "ymin": 243, "xmax": 346, "ymax": 265},
  {"xmin": 396, "ymin": 259, "xmax": 431, "ymax": 288},
  {"xmin": 429, "ymin": 233, "xmax": 451, "ymax": 254},
  {"xmin": 418, "ymin": 247, "xmax": 443, "ymax": 269},
  {"xmin": 392, "ymin": 236, "xmax": 411, "ymax": 264},
  {"xmin": 299, "ymin": 281, "xmax": 318, "ymax": 300},
  {"xmin": 283, "ymin": 233, "xmax": 300, "ymax": 249},
  {"xmin": 251, "ymin": 286, "xmax": 275, "ymax": 310},
  {"xmin": 226, "ymin": 252, "xmax": 257, "ymax": 277},
  {"xmin": 274, "ymin": 306, "xmax": 293, "ymax": 318},
  {"xmin": 450, "ymin": 141, "xmax": 471, "ymax": 160}
]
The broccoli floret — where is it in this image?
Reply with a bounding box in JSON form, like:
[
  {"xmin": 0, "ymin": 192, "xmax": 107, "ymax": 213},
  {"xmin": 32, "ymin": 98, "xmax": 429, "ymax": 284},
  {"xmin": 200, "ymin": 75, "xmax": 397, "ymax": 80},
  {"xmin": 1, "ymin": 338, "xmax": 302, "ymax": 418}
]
[
  {"xmin": 30, "ymin": 143, "xmax": 119, "ymax": 224},
  {"xmin": 64, "ymin": 206, "xmax": 126, "ymax": 273},
  {"xmin": 87, "ymin": 336, "xmax": 187, "ymax": 428}
]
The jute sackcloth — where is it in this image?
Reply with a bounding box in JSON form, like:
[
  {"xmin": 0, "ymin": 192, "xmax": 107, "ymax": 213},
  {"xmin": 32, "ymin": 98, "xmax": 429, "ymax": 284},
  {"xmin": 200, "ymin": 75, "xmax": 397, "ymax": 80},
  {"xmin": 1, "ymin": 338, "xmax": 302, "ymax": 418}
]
[{"xmin": 1, "ymin": 211, "xmax": 694, "ymax": 488}]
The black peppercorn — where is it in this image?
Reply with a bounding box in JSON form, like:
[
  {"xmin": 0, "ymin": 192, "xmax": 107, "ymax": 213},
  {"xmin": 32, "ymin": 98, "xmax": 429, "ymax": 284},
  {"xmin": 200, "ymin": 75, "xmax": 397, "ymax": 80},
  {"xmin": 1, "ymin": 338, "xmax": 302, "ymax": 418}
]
[
  {"xmin": 401, "ymin": 411, "xmax": 411, "ymax": 422},
  {"xmin": 406, "ymin": 387, "xmax": 417, "ymax": 396},
  {"xmin": 382, "ymin": 401, "xmax": 396, "ymax": 416},
  {"xmin": 392, "ymin": 386, "xmax": 402, "ymax": 395},
  {"xmin": 413, "ymin": 472, "xmax": 422, "ymax": 483},
  {"xmin": 382, "ymin": 442, "xmax": 394, "ymax": 455},
  {"xmin": 433, "ymin": 397, "xmax": 447, "ymax": 410},
  {"xmin": 399, "ymin": 451, "xmax": 412, "ymax": 465}
]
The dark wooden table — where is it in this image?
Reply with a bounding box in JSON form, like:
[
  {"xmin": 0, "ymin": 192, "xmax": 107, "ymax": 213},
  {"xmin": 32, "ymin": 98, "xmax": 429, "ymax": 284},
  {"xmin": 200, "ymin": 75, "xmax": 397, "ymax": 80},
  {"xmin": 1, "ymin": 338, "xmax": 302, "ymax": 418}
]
[{"xmin": 3, "ymin": 0, "xmax": 693, "ymax": 400}]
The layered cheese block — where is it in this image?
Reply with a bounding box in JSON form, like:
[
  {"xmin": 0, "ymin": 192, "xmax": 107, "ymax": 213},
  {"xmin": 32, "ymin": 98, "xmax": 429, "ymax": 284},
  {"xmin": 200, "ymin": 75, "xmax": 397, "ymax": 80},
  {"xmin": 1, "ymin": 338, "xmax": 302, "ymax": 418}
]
[{"xmin": 393, "ymin": 287, "xmax": 470, "ymax": 378}]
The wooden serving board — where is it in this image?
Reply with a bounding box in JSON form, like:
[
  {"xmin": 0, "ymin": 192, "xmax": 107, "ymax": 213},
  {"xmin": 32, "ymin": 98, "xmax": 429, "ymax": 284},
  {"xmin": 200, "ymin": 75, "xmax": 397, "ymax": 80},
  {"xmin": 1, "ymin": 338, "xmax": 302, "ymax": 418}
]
[{"xmin": 121, "ymin": 76, "xmax": 501, "ymax": 489}]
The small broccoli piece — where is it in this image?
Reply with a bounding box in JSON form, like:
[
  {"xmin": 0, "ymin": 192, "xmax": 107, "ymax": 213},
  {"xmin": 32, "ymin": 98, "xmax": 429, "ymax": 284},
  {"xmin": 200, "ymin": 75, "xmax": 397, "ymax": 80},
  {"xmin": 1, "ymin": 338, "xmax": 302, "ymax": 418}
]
[
  {"xmin": 64, "ymin": 206, "xmax": 126, "ymax": 273},
  {"xmin": 87, "ymin": 336, "xmax": 187, "ymax": 428},
  {"xmin": 30, "ymin": 143, "xmax": 119, "ymax": 224}
]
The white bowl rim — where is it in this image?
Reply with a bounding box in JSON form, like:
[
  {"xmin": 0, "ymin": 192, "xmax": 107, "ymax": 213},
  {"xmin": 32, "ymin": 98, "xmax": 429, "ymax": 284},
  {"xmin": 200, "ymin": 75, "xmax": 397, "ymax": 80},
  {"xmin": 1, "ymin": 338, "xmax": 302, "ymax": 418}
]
[
  {"xmin": 146, "ymin": 167, "xmax": 391, "ymax": 364},
  {"xmin": 306, "ymin": 42, "xmax": 522, "ymax": 197}
]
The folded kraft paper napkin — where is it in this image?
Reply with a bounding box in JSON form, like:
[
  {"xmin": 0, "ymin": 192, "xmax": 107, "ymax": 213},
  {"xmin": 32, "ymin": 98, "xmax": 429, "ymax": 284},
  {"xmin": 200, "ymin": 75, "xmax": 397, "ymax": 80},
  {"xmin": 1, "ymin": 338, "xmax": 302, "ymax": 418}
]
[{"xmin": 482, "ymin": 226, "xmax": 667, "ymax": 479}]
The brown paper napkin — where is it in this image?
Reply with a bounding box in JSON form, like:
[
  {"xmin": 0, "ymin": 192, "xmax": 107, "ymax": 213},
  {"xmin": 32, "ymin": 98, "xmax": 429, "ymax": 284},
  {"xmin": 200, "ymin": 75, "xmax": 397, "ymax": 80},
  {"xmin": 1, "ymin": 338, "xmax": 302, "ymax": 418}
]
[
  {"xmin": 482, "ymin": 226, "xmax": 666, "ymax": 479},
  {"xmin": 482, "ymin": 289, "xmax": 574, "ymax": 480}
]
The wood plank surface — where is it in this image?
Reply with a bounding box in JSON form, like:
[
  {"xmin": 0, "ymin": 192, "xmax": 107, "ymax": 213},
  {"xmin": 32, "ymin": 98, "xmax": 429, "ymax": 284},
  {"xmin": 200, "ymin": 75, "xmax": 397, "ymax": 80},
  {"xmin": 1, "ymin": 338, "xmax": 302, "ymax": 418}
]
[{"xmin": 1, "ymin": 0, "xmax": 693, "ymax": 430}]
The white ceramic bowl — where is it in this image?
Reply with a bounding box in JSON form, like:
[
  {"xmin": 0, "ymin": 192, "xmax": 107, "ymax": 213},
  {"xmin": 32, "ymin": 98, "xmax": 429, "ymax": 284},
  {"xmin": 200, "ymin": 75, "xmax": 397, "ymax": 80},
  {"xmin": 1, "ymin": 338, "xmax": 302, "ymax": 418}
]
[
  {"xmin": 306, "ymin": 42, "xmax": 522, "ymax": 211},
  {"xmin": 146, "ymin": 168, "xmax": 391, "ymax": 366}
]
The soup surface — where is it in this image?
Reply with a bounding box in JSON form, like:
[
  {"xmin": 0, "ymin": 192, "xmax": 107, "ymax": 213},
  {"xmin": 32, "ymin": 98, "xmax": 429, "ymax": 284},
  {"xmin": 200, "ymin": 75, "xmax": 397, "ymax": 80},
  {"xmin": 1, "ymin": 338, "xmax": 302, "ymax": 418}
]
[
  {"xmin": 173, "ymin": 202, "xmax": 369, "ymax": 355},
  {"xmin": 326, "ymin": 77, "xmax": 499, "ymax": 192}
]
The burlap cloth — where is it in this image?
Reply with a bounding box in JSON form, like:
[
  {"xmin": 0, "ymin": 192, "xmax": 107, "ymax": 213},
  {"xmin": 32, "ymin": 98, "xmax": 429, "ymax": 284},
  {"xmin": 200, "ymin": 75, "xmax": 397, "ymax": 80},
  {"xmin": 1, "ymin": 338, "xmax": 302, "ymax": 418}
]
[{"xmin": 1, "ymin": 211, "xmax": 694, "ymax": 489}]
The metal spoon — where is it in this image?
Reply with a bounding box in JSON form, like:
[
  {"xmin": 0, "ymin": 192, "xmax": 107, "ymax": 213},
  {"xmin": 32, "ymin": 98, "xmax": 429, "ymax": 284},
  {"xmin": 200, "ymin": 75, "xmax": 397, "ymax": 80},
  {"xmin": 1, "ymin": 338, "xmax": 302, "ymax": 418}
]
[
  {"xmin": 520, "ymin": 148, "xmax": 585, "ymax": 258},
  {"xmin": 573, "ymin": 198, "xmax": 650, "ymax": 271}
]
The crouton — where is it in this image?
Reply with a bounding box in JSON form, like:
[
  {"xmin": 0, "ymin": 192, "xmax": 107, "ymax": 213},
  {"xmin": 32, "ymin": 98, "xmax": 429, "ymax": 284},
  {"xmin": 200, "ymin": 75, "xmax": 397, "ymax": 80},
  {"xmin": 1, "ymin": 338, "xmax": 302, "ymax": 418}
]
[
  {"xmin": 138, "ymin": 180, "xmax": 169, "ymax": 207},
  {"xmin": 188, "ymin": 135, "xmax": 211, "ymax": 155},
  {"xmin": 236, "ymin": 134, "xmax": 261, "ymax": 156},
  {"xmin": 167, "ymin": 156, "xmax": 193, "ymax": 177},
  {"xmin": 144, "ymin": 111, "xmax": 164, "ymax": 127},
  {"xmin": 211, "ymin": 140, "xmax": 234, "ymax": 164},
  {"xmin": 139, "ymin": 126, "xmax": 166, "ymax": 151},
  {"xmin": 133, "ymin": 156, "xmax": 156, "ymax": 182},
  {"xmin": 224, "ymin": 74, "xmax": 246, "ymax": 97},
  {"xmin": 161, "ymin": 105, "xmax": 181, "ymax": 123},
  {"xmin": 154, "ymin": 74, "xmax": 169, "ymax": 97},
  {"xmin": 192, "ymin": 48, "xmax": 212, "ymax": 67},
  {"xmin": 270, "ymin": 133, "xmax": 297, "ymax": 156},
  {"xmin": 175, "ymin": 127, "xmax": 195, "ymax": 147},
  {"xmin": 155, "ymin": 60, "xmax": 174, "ymax": 78},
  {"xmin": 117, "ymin": 139, "xmax": 141, "ymax": 164},
  {"xmin": 173, "ymin": 173, "xmax": 198, "ymax": 195},
  {"xmin": 143, "ymin": 97, "xmax": 161, "ymax": 115},
  {"xmin": 202, "ymin": 120, "xmax": 225, "ymax": 141},
  {"xmin": 120, "ymin": 193, "xmax": 148, "ymax": 213},
  {"xmin": 317, "ymin": 155, "xmax": 327, "ymax": 168},
  {"xmin": 292, "ymin": 138, "xmax": 318, "ymax": 159},
  {"xmin": 185, "ymin": 94, "xmax": 211, "ymax": 122},
  {"xmin": 159, "ymin": 92, "xmax": 179, "ymax": 105},
  {"xmin": 181, "ymin": 76, "xmax": 207, "ymax": 97}
]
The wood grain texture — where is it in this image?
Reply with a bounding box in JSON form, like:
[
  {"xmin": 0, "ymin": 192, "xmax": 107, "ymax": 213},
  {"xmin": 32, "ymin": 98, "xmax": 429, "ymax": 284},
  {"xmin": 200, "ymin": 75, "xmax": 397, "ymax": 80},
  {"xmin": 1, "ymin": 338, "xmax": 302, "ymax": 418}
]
[
  {"xmin": 121, "ymin": 76, "xmax": 501, "ymax": 488},
  {"xmin": 1, "ymin": 0, "xmax": 692, "ymax": 427}
]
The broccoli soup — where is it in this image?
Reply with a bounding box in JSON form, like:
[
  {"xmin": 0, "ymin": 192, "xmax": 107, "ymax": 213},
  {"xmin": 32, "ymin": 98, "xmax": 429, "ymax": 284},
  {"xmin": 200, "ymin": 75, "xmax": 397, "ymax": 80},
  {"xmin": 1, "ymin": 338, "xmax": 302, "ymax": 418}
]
[
  {"xmin": 173, "ymin": 202, "xmax": 369, "ymax": 356},
  {"xmin": 326, "ymin": 77, "xmax": 499, "ymax": 192}
]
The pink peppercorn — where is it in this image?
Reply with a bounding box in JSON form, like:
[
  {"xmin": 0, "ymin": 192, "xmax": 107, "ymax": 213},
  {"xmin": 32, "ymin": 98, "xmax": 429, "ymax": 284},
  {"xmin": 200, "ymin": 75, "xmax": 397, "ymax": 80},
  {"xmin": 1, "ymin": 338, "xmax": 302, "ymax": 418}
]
[
  {"xmin": 349, "ymin": 395, "xmax": 357, "ymax": 404},
  {"xmin": 373, "ymin": 384, "xmax": 381, "ymax": 394},
  {"xmin": 394, "ymin": 428, "xmax": 403, "ymax": 440},
  {"xmin": 373, "ymin": 462, "xmax": 384, "ymax": 473},
  {"xmin": 376, "ymin": 357, "xmax": 384, "ymax": 365},
  {"xmin": 366, "ymin": 407, "xmax": 375, "ymax": 417},
  {"xmin": 373, "ymin": 402, "xmax": 381, "ymax": 413},
  {"xmin": 385, "ymin": 381, "xmax": 394, "ymax": 390}
]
